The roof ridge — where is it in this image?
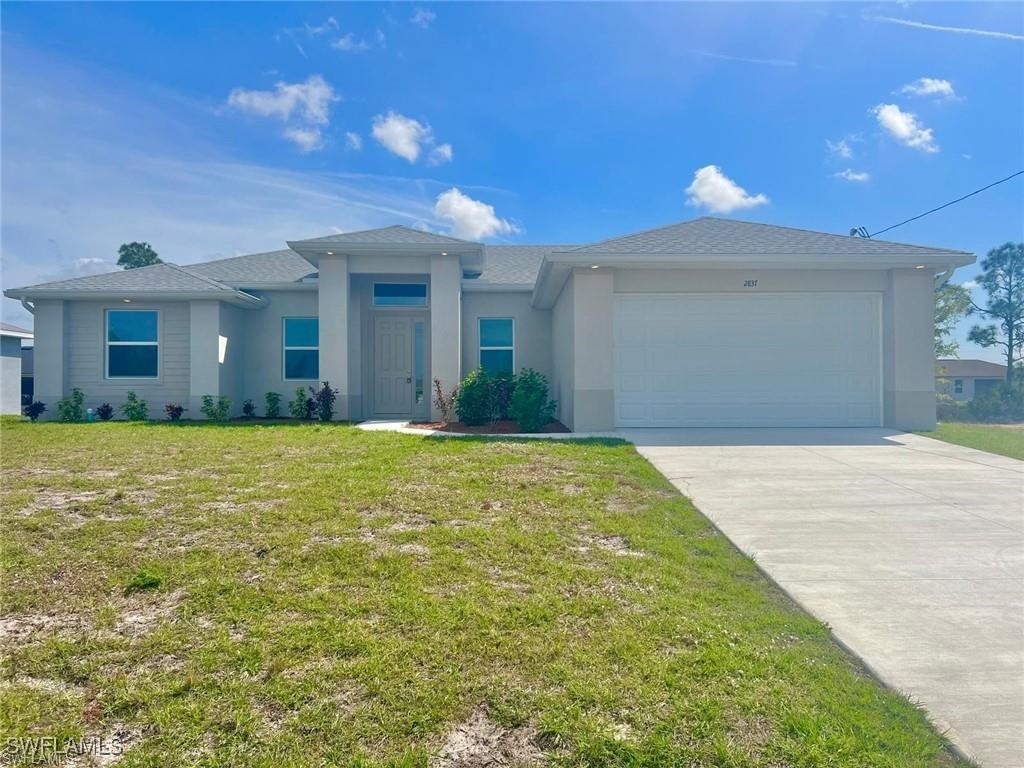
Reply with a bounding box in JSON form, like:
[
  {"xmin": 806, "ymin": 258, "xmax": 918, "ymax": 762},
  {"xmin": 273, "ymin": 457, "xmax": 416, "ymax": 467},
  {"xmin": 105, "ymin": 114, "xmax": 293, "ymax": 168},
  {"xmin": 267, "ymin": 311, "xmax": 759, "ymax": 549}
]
[
  {"xmin": 187, "ymin": 248, "xmax": 301, "ymax": 270},
  {"xmin": 163, "ymin": 262, "xmax": 235, "ymax": 291}
]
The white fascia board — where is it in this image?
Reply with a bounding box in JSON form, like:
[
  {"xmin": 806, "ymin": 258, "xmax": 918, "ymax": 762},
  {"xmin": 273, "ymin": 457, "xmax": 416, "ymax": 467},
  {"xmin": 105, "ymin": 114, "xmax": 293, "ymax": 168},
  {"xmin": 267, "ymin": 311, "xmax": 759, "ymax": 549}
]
[
  {"xmin": 2, "ymin": 289, "xmax": 267, "ymax": 308},
  {"xmin": 461, "ymin": 282, "xmax": 534, "ymax": 293}
]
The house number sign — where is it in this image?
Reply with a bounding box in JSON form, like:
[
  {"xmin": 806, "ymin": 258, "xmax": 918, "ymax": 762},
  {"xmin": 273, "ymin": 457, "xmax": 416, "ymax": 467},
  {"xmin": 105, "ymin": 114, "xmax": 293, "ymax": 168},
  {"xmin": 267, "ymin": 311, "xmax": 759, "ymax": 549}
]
[{"xmin": 743, "ymin": 279, "xmax": 758, "ymax": 288}]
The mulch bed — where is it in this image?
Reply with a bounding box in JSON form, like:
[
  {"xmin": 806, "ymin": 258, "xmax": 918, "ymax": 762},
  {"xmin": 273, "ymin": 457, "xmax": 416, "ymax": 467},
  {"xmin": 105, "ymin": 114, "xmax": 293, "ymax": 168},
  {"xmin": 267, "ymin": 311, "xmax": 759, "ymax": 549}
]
[{"xmin": 407, "ymin": 419, "xmax": 571, "ymax": 434}]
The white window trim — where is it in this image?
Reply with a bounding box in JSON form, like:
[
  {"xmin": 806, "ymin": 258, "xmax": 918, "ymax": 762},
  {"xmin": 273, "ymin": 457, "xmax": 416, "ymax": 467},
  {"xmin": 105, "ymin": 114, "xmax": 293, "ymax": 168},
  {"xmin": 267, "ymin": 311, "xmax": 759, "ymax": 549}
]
[
  {"xmin": 372, "ymin": 281, "xmax": 429, "ymax": 308},
  {"xmin": 479, "ymin": 317, "xmax": 515, "ymax": 372},
  {"xmin": 282, "ymin": 316, "xmax": 320, "ymax": 381},
  {"xmin": 105, "ymin": 309, "xmax": 160, "ymax": 380}
]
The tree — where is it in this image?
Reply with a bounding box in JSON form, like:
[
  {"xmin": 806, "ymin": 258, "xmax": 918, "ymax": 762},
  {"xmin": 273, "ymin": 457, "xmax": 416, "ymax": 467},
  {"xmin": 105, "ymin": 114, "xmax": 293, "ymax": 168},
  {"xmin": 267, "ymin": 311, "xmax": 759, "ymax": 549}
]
[
  {"xmin": 967, "ymin": 242, "xmax": 1024, "ymax": 385},
  {"xmin": 935, "ymin": 282, "xmax": 971, "ymax": 358},
  {"xmin": 117, "ymin": 241, "xmax": 161, "ymax": 269}
]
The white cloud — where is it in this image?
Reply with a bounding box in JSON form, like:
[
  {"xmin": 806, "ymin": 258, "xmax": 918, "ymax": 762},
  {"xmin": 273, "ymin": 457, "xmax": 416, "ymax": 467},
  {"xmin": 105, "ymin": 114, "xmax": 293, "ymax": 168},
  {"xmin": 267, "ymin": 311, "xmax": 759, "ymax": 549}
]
[
  {"xmin": 688, "ymin": 49, "xmax": 797, "ymax": 67},
  {"xmin": 283, "ymin": 126, "xmax": 324, "ymax": 152},
  {"xmin": 826, "ymin": 138, "xmax": 853, "ymax": 159},
  {"xmin": 866, "ymin": 15, "xmax": 1024, "ymax": 42},
  {"xmin": 331, "ymin": 32, "xmax": 371, "ymax": 53},
  {"xmin": 345, "ymin": 131, "xmax": 363, "ymax": 151},
  {"xmin": 898, "ymin": 77, "xmax": 957, "ymax": 100},
  {"xmin": 433, "ymin": 188, "xmax": 518, "ymax": 240},
  {"xmin": 834, "ymin": 168, "xmax": 871, "ymax": 183},
  {"xmin": 872, "ymin": 103, "xmax": 939, "ymax": 152},
  {"xmin": 410, "ymin": 7, "xmax": 436, "ymax": 29},
  {"xmin": 228, "ymin": 75, "xmax": 338, "ymax": 125},
  {"xmin": 376, "ymin": 28, "xmax": 387, "ymax": 47},
  {"xmin": 684, "ymin": 165, "xmax": 769, "ymax": 214},
  {"xmin": 961, "ymin": 279, "xmax": 979, "ymax": 290},
  {"xmin": 427, "ymin": 143, "xmax": 453, "ymax": 166}
]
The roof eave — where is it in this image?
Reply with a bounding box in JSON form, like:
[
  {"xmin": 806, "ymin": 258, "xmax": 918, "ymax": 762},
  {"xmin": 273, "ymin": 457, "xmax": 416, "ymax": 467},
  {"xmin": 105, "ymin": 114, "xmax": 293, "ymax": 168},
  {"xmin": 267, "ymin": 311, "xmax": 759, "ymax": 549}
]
[
  {"xmin": 287, "ymin": 240, "xmax": 485, "ymax": 270},
  {"xmin": 546, "ymin": 251, "xmax": 976, "ymax": 269},
  {"xmin": 462, "ymin": 281, "xmax": 534, "ymax": 293},
  {"xmin": 3, "ymin": 288, "xmax": 266, "ymax": 308}
]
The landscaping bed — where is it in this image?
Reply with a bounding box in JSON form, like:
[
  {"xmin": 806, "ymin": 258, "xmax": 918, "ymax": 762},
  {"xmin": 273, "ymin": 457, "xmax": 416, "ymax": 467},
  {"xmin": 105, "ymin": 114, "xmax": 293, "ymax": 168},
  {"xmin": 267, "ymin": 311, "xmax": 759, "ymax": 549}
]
[
  {"xmin": 0, "ymin": 419, "xmax": 965, "ymax": 767},
  {"xmin": 408, "ymin": 419, "xmax": 571, "ymax": 434}
]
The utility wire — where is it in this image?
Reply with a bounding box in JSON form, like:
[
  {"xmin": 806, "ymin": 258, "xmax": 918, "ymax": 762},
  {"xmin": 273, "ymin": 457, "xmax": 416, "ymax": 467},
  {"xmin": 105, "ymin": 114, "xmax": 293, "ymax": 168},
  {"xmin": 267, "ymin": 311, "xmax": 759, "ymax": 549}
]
[{"xmin": 860, "ymin": 169, "xmax": 1024, "ymax": 238}]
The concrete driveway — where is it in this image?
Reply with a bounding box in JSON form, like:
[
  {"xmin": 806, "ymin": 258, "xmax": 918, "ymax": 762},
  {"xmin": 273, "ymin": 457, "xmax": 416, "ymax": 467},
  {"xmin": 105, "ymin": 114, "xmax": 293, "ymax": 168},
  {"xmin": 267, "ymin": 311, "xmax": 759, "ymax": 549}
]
[{"xmin": 623, "ymin": 428, "xmax": 1023, "ymax": 768}]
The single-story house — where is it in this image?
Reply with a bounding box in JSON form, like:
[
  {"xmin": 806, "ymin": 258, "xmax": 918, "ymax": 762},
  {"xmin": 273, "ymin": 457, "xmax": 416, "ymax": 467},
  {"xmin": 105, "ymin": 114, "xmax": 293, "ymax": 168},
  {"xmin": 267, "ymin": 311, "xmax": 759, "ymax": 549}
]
[
  {"xmin": 936, "ymin": 358, "xmax": 1007, "ymax": 402},
  {"xmin": 3, "ymin": 217, "xmax": 974, "ymax": 430},
  {"xmin": 1, "ymin": 322, "xmax": 33, "ymax": 415}
]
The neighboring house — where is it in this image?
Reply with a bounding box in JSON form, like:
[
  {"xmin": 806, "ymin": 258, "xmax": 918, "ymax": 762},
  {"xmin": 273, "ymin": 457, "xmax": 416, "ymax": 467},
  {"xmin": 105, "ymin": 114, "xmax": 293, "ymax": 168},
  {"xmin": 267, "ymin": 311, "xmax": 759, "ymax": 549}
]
[
  {"xmin": 0, "ymin": 322, "xmax": 33, "ymax": 415},
  {"xmin": 3, "ymin": 217, "xmax": 974, "ymax": 430},
  {"xmin": 936, "ymin": 358, "xmax": 1007, "ymax": 402},
  {"xmin": 21, "ymin": 346, "xmax": 34, "ymax": 406}
]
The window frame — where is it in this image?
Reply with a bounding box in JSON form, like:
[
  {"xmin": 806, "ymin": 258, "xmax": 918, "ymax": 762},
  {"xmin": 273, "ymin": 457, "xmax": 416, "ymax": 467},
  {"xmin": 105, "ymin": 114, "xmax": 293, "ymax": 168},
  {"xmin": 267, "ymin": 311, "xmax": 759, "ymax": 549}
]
[
  {"xmin": 282, "ymin": 316, "xmax": 320, "ymax": 381},
  {"xmin": 372, "ymin": 282, "xmax": 429, "ymax": 308},
  {"xmin": 478, "ymin": 317, "xmax": 515, "ymax": 374},
  {"xmin": 105, "ymin": 309, "xmax": 160, "ymax": 380},
  {"xmin": 954, "ymin": 379, "xmax": 964, "ymax": 394}
]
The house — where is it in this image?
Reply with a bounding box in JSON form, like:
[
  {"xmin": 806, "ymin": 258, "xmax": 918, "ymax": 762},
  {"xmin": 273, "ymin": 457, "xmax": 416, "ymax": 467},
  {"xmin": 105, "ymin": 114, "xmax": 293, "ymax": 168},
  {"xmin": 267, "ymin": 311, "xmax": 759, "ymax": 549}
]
[
  {"xmin": 936, "ymin": 358, "xmax": 1007, "ymax": 402},
  {"xmin": 3, "ymin": 217, "xmax": 974, "ymax": 430},
  {"xmin": 0, "ymin": 322, "xmax": 33, "ymax": 415}
]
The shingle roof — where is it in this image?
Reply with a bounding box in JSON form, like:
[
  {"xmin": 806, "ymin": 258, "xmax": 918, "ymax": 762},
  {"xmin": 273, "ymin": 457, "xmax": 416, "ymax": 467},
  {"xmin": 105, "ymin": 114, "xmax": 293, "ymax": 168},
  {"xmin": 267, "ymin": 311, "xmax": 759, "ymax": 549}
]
[
  {"xmin": 936, "ymin": 359, "xmax": 1007, "ymax": 378},
  {"xmin": 9, "ymin": 263, "xmax": 237, "ymax": 294},
  {"xmin": 561, "ymin": 217, "xmax": 971, "ymax": 258},
  {"xmin": 291, "ymin": 225, "xmax": 477, "ymax": 247},
  {"xmin": 476, "ymin": 245, "xmax": 573, "ymax": 285},
  {"xmin": 187, "ymin": 249, "xmax": 315, "ymax": 285}
]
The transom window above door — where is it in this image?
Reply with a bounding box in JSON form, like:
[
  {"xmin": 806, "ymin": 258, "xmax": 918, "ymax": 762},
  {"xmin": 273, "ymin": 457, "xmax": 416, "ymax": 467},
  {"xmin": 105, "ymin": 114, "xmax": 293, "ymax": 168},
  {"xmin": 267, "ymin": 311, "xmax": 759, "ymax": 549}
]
[
  {"xmin": 479, "ymin": 318, "xmax": 514, "ymax": 375},
  {"xmin": 373, "ymin": 283, "xmax": 427, "ymax": 307}
]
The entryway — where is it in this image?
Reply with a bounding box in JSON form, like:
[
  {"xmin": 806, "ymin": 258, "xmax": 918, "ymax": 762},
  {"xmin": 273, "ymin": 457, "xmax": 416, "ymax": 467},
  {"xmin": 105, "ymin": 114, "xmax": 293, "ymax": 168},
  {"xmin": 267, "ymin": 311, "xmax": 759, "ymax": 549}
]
[{"xmin": 372, "ymin": 315, "xmax": 427, "ymax": 419}]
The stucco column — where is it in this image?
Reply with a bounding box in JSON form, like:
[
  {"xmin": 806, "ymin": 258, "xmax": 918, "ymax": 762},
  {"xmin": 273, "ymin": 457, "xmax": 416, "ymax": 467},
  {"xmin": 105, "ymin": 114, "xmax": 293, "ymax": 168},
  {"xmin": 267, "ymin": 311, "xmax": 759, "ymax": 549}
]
[
  {"xmin": 318, "ymin": 255, "xmax": 349, "ymax": 420},
  {"xmin": 430, "ymin": 254, "xmax": 461, "ymax": 420},
  {"xmin": 572, "ymin": 268, "xmax": 615, "ymax": 431},
  {"xmin": 884, "ymin": 268, "xmax": 936, "ymax": 430},
  {"xmin": 189, "ymin": 301, "xmax": 220, "ymax": 418},
  {"xmin": 30, "ymin": 300, "xmax": 65, "ymax": 418}
]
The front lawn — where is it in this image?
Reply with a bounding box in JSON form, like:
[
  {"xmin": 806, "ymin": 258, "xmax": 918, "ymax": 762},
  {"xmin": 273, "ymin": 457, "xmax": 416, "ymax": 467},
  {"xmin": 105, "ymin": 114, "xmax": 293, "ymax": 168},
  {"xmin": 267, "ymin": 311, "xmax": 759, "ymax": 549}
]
[
  {"xmin": 919, "ymin": 422, "xmax": 1024, "ymax": 461},
  {"xmin": 1, "ymin": 420, "xmax": 963, "ymax": 767}
]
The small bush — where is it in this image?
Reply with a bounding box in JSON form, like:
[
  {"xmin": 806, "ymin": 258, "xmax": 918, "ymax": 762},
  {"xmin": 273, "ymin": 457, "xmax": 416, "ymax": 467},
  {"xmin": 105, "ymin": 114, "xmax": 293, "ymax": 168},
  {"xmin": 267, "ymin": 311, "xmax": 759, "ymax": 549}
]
[
  {"xmin": 124, "ymin": 568, "xmax": 163, "ymax": 596},
  {"xmin": 509, "ymin": 368, "xmax": 558, "ymax": 432},
  {"xmin": 966, "ymin": 383, "xmax": 1024, "ymax": 423},
  {"xmin": 96, "ymin": 403, "xmax": 114, "ymax": 421},
  {"xmin": 24, "ymin": 401, "xmax": 46, "ymax": 421},
  {"xmin": 164, "ymin": 403, "xmax": 185, "ymax": 421},
  {"xmin": 492, "ymin": 373, "xmax": 516, "ymax": 420},
  {"xmin": 200, "ymin": 395, "xmax": 231, "ymax": 422},
  {"xmin": 265, "ymin": 391, "xmax": 281, "ymax": 419},
  {"xmin": 57, "ymin": 388, "xmax": 86, "ymax": 422},
  {"xmin": 308, "ymin": 381, "xmax": 338, "ymax": 422},
  {"xmin": 121, "ymin": 392, "xmax": 149, "ymax": 421},
  {"xmin": 289, "ymin": 387, "xmax": 310, "ymax": 420},
  {"xmin": 242, "ymin": 399, "xmax": 256, "ymax": 418},
  {"xmin": 455, "ymin": 368, "xmax": 495, "ymax": 426},
  {"xmin": 433, "ymin": 378, "xmax": 457, "ymax": 423}
]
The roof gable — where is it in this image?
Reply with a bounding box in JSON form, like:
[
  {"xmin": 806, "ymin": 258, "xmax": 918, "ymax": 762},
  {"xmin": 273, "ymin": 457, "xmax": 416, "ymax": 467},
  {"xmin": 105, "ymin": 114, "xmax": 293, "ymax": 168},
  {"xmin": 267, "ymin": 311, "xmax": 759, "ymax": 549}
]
[{"xmin": 936, "ymin": 359, "xmax": 1007, "ymax": 378}]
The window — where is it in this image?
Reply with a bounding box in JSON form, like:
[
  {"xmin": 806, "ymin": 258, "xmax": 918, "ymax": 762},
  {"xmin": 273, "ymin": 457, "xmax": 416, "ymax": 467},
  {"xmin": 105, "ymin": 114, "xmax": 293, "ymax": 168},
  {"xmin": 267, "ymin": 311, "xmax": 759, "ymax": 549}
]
[
  {"xmin": 283, "ymin": 317, "xmax": 319, "ymax": 380},
  {"xmin": 106, "ymin": 310, "xmax": 158, "ymax": 378},
  {"xmin": 954, "ymin": 379, "xmax": 964, "ymax": 394},
  {"xmin": 373, "ymin": 283, "xmax": 427, "ymax": 307},
  {"xmin": 414, "ymin": 321, "xmax": 425, "ymax": 405},
  {"xmin": 479, "ymin": 318, "xmax": 514, "ymax": 375}
]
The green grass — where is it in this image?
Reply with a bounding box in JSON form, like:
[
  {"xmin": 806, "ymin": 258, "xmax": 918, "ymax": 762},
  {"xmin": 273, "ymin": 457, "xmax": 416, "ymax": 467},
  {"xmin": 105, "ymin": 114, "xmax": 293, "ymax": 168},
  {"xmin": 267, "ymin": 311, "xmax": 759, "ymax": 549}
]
[
  {"xmin": 919, "ymin": 422, "xmax": 1024, "ymax": 461},
  {"xmin": 0, "ymin": 419, "xmax": 965, "ymax": 767}
]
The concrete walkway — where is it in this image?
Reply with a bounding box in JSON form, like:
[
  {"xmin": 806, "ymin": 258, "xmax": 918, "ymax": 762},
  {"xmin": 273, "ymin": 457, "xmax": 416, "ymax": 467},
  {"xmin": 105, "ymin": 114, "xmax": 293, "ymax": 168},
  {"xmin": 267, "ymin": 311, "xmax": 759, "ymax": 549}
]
[{"xmin": 622, "ymin": 428, "xmax": 1024, "ymax": 768}]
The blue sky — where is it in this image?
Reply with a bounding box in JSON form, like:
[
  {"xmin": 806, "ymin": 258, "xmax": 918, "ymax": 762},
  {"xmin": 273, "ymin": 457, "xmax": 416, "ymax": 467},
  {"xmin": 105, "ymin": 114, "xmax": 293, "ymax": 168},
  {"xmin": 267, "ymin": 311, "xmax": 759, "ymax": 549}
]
[{"xmin": 2, "ymin": 2, "xmax": 1022, "ymax": 360}]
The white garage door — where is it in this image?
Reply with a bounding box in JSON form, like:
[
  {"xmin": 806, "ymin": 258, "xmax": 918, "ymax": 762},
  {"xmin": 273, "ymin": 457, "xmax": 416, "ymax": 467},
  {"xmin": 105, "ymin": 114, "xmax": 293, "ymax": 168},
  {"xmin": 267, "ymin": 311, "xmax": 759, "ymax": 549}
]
[{"xmin": 614, "ymin": 293, "xmax": 882, "ymax": 428}]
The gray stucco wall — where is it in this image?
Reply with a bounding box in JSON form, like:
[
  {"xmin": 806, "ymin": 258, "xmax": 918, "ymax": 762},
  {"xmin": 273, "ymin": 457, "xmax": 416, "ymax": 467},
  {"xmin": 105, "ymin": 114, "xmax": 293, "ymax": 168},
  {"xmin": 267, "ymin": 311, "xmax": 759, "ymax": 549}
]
[
  {"xmin": 460, "ymin": 291, "xmax": 552, "ymax": 381},
  {"xmin": 1, "ymin": 336, "xmax": 23, "ymax": 415},
  {"xmin": 218, "ymin": 303, "xmax": 246, "ymax": 416},
  {"xmin": 551, "ymin": 274, "xmax": 575, "ymax": 429}
]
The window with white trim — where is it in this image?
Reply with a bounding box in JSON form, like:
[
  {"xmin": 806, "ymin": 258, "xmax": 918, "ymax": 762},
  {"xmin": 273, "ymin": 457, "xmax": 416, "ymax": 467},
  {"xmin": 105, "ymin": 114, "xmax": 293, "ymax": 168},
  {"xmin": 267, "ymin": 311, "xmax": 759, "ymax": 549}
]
[
  {"xmin": 106, "ymin": 310, "xmax": 158, "ymax": 378},
  {"xmin": 283, "ymin": 317, "xmax": 319, "ymax": 380},
  {"xmin": 479, "ymin": 318, "xmax": 514, "ymax": 375}
]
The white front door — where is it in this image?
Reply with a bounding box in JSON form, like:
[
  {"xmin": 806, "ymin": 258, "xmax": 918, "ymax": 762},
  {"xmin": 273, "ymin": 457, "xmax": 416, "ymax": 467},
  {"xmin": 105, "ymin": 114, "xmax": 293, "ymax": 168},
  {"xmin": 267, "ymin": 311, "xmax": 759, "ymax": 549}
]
[
  {"xmin": 613, "ymin": 292, "xmax": 883, "ymax": 427},
  {"xmin": 374, "ymin": 316, "xmax": 413, "ymax": 416}
]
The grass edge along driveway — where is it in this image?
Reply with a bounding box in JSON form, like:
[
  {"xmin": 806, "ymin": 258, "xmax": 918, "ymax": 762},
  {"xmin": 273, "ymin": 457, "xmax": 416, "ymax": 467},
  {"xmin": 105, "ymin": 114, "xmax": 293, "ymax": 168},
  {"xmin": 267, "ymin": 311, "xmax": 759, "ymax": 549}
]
[
  {"xmin": 0, "ymin": 419, "xmax": 967, "ymax": 767},
  {"xmin": 918, "ymin": 422, "xmax": 1024, "ymax": 461}
]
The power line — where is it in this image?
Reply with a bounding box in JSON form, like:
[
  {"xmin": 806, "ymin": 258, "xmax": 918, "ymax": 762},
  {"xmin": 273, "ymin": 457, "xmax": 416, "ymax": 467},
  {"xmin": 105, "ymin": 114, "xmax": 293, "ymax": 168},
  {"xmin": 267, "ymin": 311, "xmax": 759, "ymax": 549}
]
[{"xmin": 855, "ymin": 169, "xmax": 1024, "ymax": 239}]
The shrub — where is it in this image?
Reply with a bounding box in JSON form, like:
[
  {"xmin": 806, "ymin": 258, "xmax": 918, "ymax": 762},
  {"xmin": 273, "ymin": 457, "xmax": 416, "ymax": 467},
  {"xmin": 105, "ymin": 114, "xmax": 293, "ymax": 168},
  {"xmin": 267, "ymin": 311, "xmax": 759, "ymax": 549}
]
[
  {"xmin": 492, "ymin": 373, "xmax": 516, "ymax": 420},
  {"xmin": 936, "ymin": 399, "xmax": 969, "ymax": 423},
  {"xmin": 57, "ymin": 388, "xmax": 86, "ymax": 422},
  {"xmin": 242, "ymin": 399, "xmax": 256, "ymax": 418},
  {"xmin": 121, "ymin": 392, "xmax": 149, "ymax": 421},
  {"xmin": 200, "ymin": 395, "xmax": 231, "ymax": 422},
  {"xmin": 265, "ymin": 391, "xmax": 281, "ymax": 419},
  {"xmin": 96, "ymin": 403, "xmax": 114, "ymax": 421},
  {"xmin": 164, "ymin": 403, "xmax": 185, "ymax": 421},
  {"xmin": 509, "ymin": 368, "xmax": 558, "ymax": 433},
  {"xmin": 308, "ymin": 381, "xmax": 338, "ymax": 422},
  {"xmin": 455, "ymin": 368, "xmax": 495, "ymax": 426},
  {"xmin": 433, "ymin": 378, "xmax": 457, "ymax": 423},
  {"xmin": 24, "ymin": 401, "xmax": 46, "ymax": 421},
  {"xmin": 289, "ymin": 387, "xmax": 310, "ymax": 420},
  {"xmin": 966, "ymin": 383, "xmax": 1024, "ymax": 423},
  {"xmin": 124, "ymin": 568, "xmax": 163, "ymax": 596}
]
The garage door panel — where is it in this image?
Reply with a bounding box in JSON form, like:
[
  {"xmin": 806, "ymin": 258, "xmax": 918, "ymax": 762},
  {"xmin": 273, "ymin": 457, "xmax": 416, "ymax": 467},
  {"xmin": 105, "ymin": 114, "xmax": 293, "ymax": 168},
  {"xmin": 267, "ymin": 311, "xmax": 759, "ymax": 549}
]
[{"xmin": 613, "ymin": 293, "xmax": 882, "ymax": 428}]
